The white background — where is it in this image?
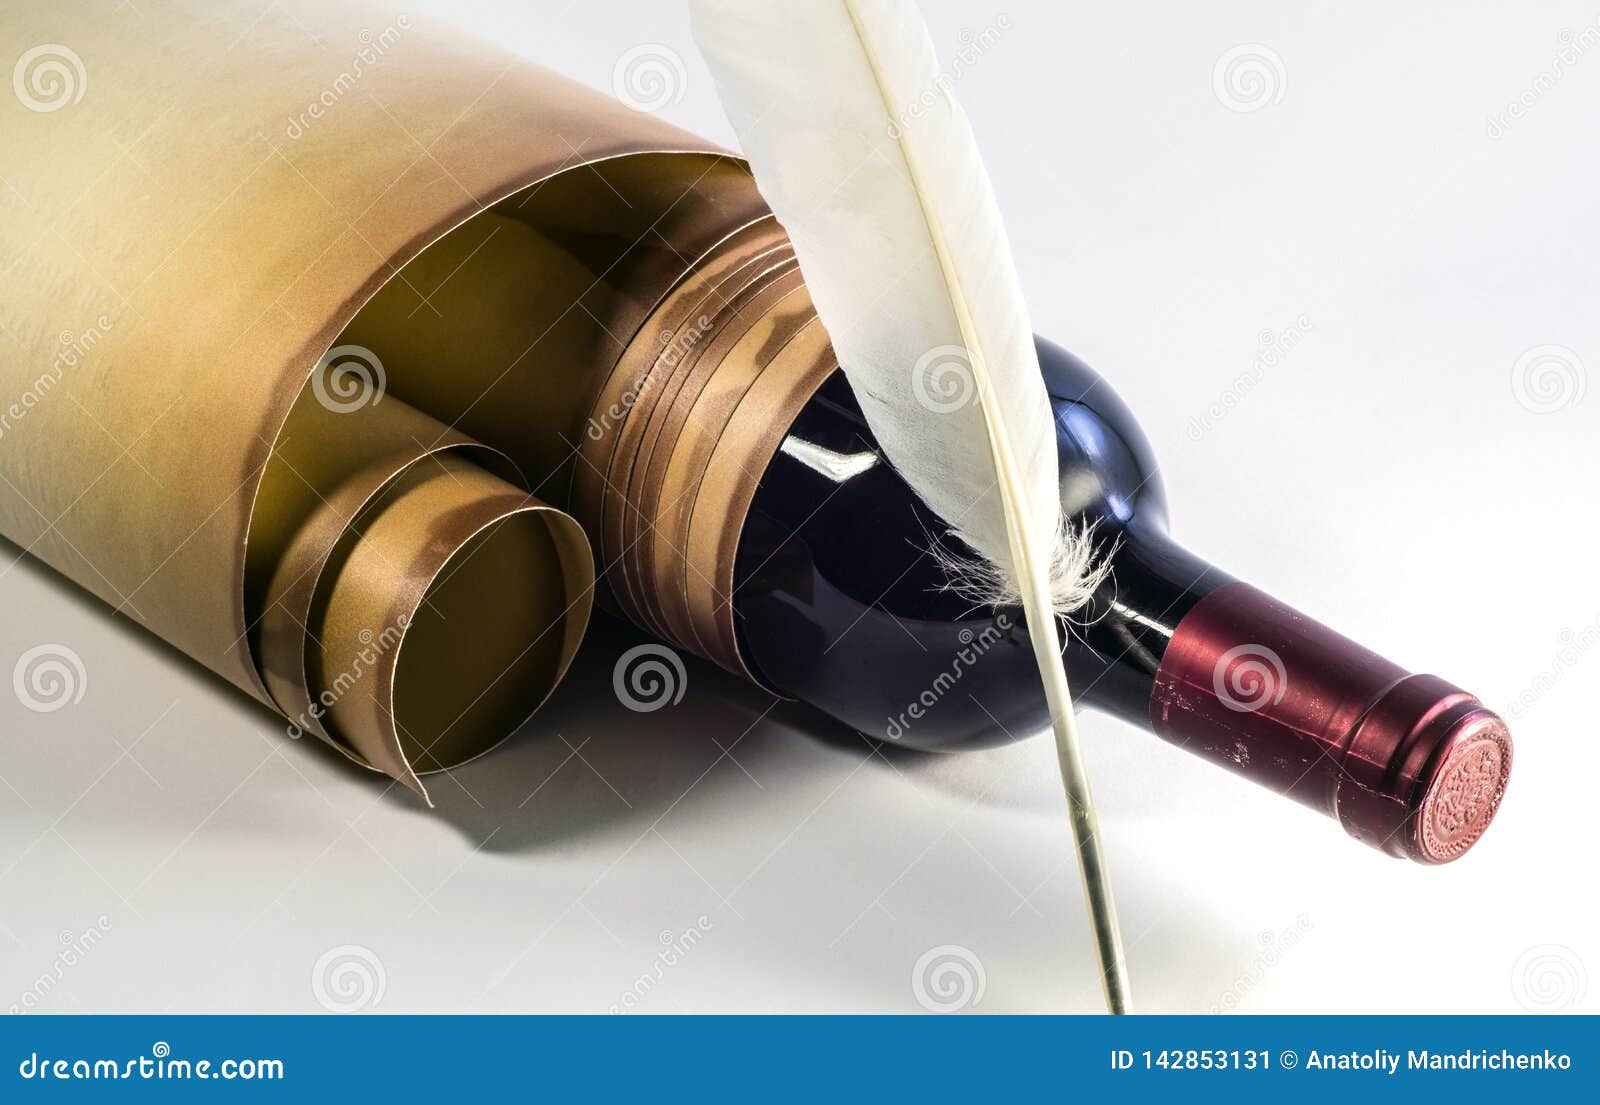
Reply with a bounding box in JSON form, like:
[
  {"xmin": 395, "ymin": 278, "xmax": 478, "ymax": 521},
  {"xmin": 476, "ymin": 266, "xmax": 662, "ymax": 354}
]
[{"xmin": 1, "ymin": 0, "xmax": 1596, "ymax": 1013}]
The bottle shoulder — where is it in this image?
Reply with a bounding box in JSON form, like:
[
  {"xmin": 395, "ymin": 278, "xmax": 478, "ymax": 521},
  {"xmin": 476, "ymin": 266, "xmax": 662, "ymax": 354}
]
[
  {"xmin": 791, "ymin": 339, "xmax": 1170, "ymax": 536},
  {"xmin": 1035, "ymin": 338, "xmax": 1168, "ymax": 532}
]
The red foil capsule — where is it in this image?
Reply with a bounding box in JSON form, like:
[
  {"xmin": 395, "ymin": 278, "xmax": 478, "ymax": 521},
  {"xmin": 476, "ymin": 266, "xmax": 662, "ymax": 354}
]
[{"xmin": 1150, "ymin": 582, "xmax": 1511, "ymax": 863}]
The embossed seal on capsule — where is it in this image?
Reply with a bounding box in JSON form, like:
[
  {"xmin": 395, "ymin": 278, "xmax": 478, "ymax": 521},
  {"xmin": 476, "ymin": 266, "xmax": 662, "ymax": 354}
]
[{"xmin": 1418, "ymin": 721, "xmax": 1511, "ymax": 863}]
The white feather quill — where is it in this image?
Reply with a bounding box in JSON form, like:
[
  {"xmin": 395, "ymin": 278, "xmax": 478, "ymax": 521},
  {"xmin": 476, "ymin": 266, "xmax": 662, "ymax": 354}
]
[{"xmin": 691, "ymin": 0, "xmax": 1130, "ymax": 1011}]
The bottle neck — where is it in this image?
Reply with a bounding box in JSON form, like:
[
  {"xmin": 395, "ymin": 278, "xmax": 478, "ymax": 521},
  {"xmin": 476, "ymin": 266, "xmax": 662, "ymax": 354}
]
[
  {"xmin": 1142, "ymin": 573, "xmax": 1511, "ymax": 864},
  {"xmin": 1065, "ymin": 513, "xmax": 1509, "ymax": 863},
  {"xmin": 1061, "ymin": 515, "xmax": 1231, "ymax": 724}
]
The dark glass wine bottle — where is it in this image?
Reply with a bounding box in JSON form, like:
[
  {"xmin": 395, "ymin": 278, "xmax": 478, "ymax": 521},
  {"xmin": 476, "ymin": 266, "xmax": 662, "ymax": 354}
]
[{"xmin": 733, "ymin": 338, "xmax": 1512, "ymax": 864}]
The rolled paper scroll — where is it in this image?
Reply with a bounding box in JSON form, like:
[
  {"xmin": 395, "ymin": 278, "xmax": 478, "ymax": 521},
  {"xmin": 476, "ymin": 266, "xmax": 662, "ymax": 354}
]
[{"xmin": 0, "ymin": 0, "xmax": 787, "ymax": 793}]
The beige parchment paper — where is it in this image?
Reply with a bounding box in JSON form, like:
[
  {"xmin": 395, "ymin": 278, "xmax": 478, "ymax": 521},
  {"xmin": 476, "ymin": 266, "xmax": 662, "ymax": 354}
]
[{"xmin": 0, "ymin": 0, "xmax": 772, "ymax": 796}]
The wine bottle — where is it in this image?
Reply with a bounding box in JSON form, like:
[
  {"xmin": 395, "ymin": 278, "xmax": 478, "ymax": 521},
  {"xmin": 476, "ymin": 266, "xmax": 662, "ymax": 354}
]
[
  {"xmin": 732, "ymin": 339, "xmax": 1512, "ymax": 865},
  {"xmin": 332, "ymin": 131, "xmax": 1511, "ymax": 865}
]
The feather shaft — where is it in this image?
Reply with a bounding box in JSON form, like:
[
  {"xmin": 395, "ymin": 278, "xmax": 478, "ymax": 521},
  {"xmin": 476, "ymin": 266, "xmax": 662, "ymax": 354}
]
[{"xmin": 692, "ymin": 0, "xmax": 1130, "ymax": 1012}]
